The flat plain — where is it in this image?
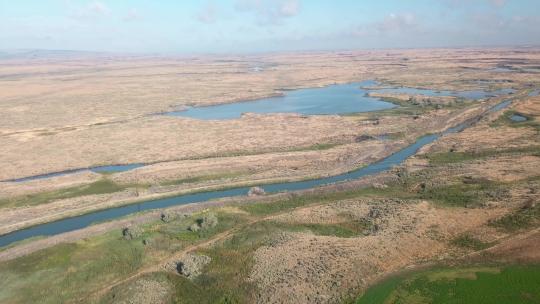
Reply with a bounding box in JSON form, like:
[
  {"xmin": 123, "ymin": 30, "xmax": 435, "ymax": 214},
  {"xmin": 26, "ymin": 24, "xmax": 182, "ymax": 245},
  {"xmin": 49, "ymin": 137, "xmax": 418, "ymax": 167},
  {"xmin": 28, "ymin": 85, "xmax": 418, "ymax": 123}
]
[{"xmin": 0, "ymin": 48, "xmax": 539, "ymax": 303}]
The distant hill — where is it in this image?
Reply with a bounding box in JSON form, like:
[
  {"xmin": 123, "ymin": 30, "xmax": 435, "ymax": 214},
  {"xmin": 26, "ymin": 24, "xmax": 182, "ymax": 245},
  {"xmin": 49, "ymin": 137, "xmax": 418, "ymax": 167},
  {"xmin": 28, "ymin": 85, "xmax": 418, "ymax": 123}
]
[{"xmin": 0, "ymin": 49, "xmax": 114, "ymax": 60}]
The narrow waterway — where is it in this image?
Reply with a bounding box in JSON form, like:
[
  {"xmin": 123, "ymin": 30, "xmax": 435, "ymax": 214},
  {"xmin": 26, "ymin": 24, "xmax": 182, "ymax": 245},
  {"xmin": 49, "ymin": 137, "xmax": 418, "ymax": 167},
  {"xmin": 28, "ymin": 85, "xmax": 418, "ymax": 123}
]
[
  {"xmin": 3, "ymin": 164, "xmax": 146, "ymax": 183},
  {"xmin": 0, "ymin": 100, "xmax": 512, "ymax": 248}
]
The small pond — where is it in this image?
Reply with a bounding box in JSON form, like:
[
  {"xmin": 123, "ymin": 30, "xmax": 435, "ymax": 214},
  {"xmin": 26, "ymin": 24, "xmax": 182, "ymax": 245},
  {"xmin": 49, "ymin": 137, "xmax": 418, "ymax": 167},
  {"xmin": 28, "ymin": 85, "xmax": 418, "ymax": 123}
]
[
  {"xmin": 529, "ymin": 90, "xmax": 540, "ymax": 97},
  {"xmin": 510, "ymin": 114, "xmax": 528, "ymax": 122}
]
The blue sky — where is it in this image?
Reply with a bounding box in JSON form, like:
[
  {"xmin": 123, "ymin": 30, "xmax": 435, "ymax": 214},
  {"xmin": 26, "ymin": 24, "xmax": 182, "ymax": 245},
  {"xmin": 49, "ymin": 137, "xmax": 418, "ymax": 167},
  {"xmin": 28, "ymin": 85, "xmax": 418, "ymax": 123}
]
[{"xmin": 1, "ymin": 0, "xmax": 539, "ymax": 54}]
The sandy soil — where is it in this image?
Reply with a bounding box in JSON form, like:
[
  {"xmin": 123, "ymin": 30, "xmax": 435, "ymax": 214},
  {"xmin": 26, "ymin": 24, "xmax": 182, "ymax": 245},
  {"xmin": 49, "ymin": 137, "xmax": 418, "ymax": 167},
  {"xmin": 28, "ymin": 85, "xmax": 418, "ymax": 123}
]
[
  {"xmin": 244, "ymin": 93, "xmax": 540, "ymax": 303},
  {"xmin": 1, "ymin": 47, "xmax": 535, "ymax": 181},
  {"xmin": 0, "ymin": 48, "xmax": 539, "ymax": 290},
  {"xmin": 0, "ymin": 103, "xmax": 492, "ymax": 235},
  {"xmin": 249, "ymin": 200, "xmax": 507, "ymax": 304},
  {"xmin": 477, "ymin": 228, "xmax": 540, "ymax": 263},
  {"xmin": 0, "ymin": 172, "xmax": 395, "ymax": 262},
  {"xmin": 2, "ymin": 48, "xmax": 532, "ymax": 131},
  {"xmin": 466, "ymin": 155, "xmax": 540, "ymax": 182}
]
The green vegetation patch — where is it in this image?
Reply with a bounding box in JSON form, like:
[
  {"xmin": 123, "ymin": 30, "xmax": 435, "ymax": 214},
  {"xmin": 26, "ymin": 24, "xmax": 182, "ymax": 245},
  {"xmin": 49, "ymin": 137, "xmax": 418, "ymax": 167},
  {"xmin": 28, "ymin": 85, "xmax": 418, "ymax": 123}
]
[
  {"xmin": 417, "ymin": 182, "xmax": 496, "ymax": 208},
  {"xmin": 160, "ymin": 171, "xmax": 248, "ymax": 186},
  {"xmin": 490, "ymin": 110, "xmax": 540, "ymax": 131},
  {"xmin": 99, "ymin": 272, "xmax": 174, "ymax": 304},
  {"xmin": 0, "ymin": 210, "xmax": 243, "ymax": 304},
  {"xmin": 415, "ymin": 177, "xmax": 507, "ymax": 208},
  {"xmin": 124, "ymin": 218, "xmax": 371, "ymax": 303},
  {"xmin": 425, "ymin": 145, "xmax": 540, "ymax": 165},
  {"xmin": 241, "ymin": 185, "xmax": 410, "ymax": 216},
  {"xmin": 165, "ymin": 221, "xmax": 284, "ymax": 303},
  {"xmin": 243, "ymin": 171, "xmax": 513, "ymax": 215},
  {"xmin": 290, "ymin": 142, "xmax": 342, "ymax": 152},
  {"xmin": 355, "ymin": 265, "xmax": 540, "ymax": 304},
  {"xmin": 489, "ymin": 202, "xmax": 540, "ymax": 232},
  {"xmin": 450, "ymin": 233, "xmax": 493, "ymax": 250},
  {"xmin": 351, "ymin": 275, "xmax": 404, "ymax": 304},
  {"xmin": 190, "ymin": 141, "xmax": 344, "ymax": 160},
  {"xmin": 0, "ymin": 179, "xmax": 131, "ymax": 209},
  {"xmin": 273, "ymin": 219, "xmax": 370, "ymax": 238},
  {"xmin": 0, "ymin": 231, "xmax": 146, "ymax": 304},
  {"xmin": 157, "ymin": 211, "xmax": 248, "ymax": 243},
  {"xmin": 355, "ymin": 96, "xmax": 470, "ymax": 118}
]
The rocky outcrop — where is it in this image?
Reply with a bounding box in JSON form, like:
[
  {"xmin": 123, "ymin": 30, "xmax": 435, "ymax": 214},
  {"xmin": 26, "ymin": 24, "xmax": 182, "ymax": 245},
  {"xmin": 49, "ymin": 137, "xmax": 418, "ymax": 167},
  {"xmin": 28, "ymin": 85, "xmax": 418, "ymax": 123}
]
[
  {"xmin": 248, "ymin": 186, "xmax": 266, "ymax": 196},
  {"xmin": 164, "ymin": 254, "xmax": 211, "ymax": 279},
  {"xmin": 121, "ymin": 226, "xmax": 142, "ymax": 240},
  {"xmin": 188, "ymin": 212, "xmax": 218, "ymax": 231},
  {"xmin": 160, "ymin": 211, "xmax": 191, "ymax": 223}
]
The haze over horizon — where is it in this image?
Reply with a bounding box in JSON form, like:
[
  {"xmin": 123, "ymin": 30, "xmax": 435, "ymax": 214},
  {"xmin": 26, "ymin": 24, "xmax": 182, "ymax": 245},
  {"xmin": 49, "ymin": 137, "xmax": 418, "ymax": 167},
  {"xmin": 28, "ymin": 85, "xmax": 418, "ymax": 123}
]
[{"xmin": 1, "ymin": 0, "xmax": 540, "ymax": 54}]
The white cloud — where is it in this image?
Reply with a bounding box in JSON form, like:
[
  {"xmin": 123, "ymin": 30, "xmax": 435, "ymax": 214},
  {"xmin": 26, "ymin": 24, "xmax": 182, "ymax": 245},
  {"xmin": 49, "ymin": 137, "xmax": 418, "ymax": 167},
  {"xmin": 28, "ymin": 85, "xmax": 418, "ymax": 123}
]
[
  {"xmin": 235, "ymin": 0, "xmax": 301, "ymax": 25},
  {"xmin": 197, "ymin": 4, "xmax": 218, "ymax": 24},
  {"xmin": 88, "ymin": 1, "xmax": 110, "ymax": 15},
  {"xmin": 376, "ymin": 13, "xmax": 417, "ymax": 32},
  {"xmin": 489, "ymin": 0, "xmax": 506, "ymax": 7},
  {"xmin": 123, "ymin": 8, "xmax": 143, "ymax": 22},
  {"xmin": 442, "ymin": 0, "xmax": 507, "ymax": 9},
  {"xmin": 70, "ymin": 1, "xmax": 111, "ymax": 21},
  {"xmin": 280, "ymin": 0, "xmax": 300, "ymax": 17}
]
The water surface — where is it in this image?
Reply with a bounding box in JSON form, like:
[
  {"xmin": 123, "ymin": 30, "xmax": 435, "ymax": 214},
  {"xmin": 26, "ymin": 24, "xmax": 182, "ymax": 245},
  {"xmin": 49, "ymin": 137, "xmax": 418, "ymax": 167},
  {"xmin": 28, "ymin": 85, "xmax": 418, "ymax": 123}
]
[
  {"xmin": 90, "ymin": 164, "xmax": 146, "ymax": 173},
  {"xmin": 510, "ymin": 114, "xmax": 527, "ymax": 122},
  {"xmin": 4, "ymin": 164, "xmax": 145, "ymax": 183},
  {"xmin": 489, "ymin": 100, "xmax": 512, "ymax": 112},
  {"xmin": 165, "ymin": 81, "xmax": 397, "ymax": 120},
  {"xmin": 165, "ymin": 80, "xmax": 514, "ymax": 120},
  {"xmin": 529, "ymin": 90, "xmax": 540, "ymax": 97},
  {"xmin": 0, "ymin": 100, "xmax": 512, "ymax": 248}
]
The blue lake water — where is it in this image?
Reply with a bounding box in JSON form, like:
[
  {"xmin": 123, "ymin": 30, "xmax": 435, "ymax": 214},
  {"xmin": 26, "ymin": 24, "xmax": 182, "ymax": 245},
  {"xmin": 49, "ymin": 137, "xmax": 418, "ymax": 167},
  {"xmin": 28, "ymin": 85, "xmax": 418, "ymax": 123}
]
[
  {"xmin": 165, "ymin": 80, "xmax": 515, "ymax": 120},
  {"xmin": 165, "ymin": 81, "xmax": 397, "ymax": 120},
  {"xmin": 4, "ymin": 164, "xmax": 146, "ymax": 183},
  {"xmin": 510, "ymin": 114, "xmax": 527, "ymax": 122},
  {"xmin": 90, "ymin": 164, "xmax": 146, "ymax": 173},
  {"xmin": 0, "ymin": 99, "xmax": 513, "ymax": 248}
]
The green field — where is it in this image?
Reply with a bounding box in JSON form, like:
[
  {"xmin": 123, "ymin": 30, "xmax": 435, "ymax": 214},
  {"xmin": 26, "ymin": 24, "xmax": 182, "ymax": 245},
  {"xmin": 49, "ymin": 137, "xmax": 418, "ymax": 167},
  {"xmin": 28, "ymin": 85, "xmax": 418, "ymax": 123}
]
[
  {"xmin": 490, "ymin": 110, "xmax": 540, "ymax": 131},
  {"xmin": 0, "ymin": 210, "xmax": 247, "ymax": 304},
  {"xmin": 0, "ymin": 179, "xmax": 145, "ymax": 209},
  {"xmin": 355, "ymin": 265, "xmax": 540, "ymax": 304}
]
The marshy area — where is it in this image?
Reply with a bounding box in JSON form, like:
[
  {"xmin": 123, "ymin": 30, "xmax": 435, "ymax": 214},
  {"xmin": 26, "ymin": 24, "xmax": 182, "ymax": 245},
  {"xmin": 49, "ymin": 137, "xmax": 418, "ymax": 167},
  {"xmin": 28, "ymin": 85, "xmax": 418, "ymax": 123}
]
[{"xmin": 0, "ymin": 48, "xmax": 539, "ymax": 304}]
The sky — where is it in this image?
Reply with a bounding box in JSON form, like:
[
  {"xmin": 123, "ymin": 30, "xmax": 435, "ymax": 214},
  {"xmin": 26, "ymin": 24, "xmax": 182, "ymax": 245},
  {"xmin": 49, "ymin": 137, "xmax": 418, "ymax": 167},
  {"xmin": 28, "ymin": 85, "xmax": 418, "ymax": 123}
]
[{"xmin": 1, "ymin": 0, "xmax": 539, "ymax": 54}]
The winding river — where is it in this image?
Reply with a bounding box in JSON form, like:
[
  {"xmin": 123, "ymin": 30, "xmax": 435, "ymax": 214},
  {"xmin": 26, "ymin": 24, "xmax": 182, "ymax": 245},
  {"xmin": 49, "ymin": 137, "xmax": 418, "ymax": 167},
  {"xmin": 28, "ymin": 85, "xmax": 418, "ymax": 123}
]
[
  {"xmin": 4, "ymin": 164, "xmax": 146, "ymax": 183},
  {"xmin": 0, "ymin": 99, "xmax": 512, "ymax": 248}
]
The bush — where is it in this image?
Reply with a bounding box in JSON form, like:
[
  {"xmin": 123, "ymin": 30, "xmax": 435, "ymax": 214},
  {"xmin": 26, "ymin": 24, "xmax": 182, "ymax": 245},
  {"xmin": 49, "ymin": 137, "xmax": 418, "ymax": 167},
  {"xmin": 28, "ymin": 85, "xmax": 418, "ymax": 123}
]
[{"xmin": 122, "ymin": 226, "xmax": 143, "ymax": 240}]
